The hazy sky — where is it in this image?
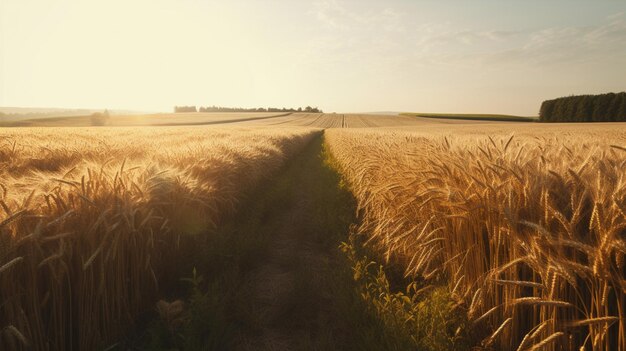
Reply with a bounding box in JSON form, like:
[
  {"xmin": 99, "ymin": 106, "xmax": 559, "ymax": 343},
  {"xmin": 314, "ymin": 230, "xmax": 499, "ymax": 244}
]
[{"xmin": 1, "ymin": 0, "xmax": 626, "ymax": 115}]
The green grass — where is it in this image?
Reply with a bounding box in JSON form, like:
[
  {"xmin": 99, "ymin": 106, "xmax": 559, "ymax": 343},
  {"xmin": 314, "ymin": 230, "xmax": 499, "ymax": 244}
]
[
  {"xmin": 401, "ymin": 112, "xmax": 538, "ymax": 122},
  {"xmin": 339, "ymin": 234, "xmax": 472, "ymax": 351}
]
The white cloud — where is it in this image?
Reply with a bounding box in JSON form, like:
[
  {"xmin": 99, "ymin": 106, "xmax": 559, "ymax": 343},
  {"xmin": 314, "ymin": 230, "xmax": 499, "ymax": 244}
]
[
  {"xmin": 312, "ymin": 0, "xmax": 405, "ymax": 32},
  {"xmin": 408, "ymin": 12, "xmax": 626, "ymax": 68},
  {"xmin": 304, "ymin": 0, "xmax": 409, "ymax": 69}
]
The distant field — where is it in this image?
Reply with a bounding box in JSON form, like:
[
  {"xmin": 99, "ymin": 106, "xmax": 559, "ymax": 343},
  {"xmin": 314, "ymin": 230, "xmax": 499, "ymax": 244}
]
[
  {"xmin": 0, "ymin": 107, "xmax": 143, "ymax": 122},
  {"xmin": 0, "ymin": 111, "xmax": 539, "ymax": 128},
  {"xmin": 1, "ymin": 112, "xmax": 461, "ymax": 128},
  {"xmin": 238, "ymin": 112, "xmax": 500, "ymax": 128},
  {"xmin": 0, "ymin": 112, "xmax": 292, "ymax": 127},
  {"xmin": 237, "ymin": 113, "xmax": 426, "ymax": 128},
  {"xmin": 401, "ymin": 112, "xmax": 538, "ymax": 122}
]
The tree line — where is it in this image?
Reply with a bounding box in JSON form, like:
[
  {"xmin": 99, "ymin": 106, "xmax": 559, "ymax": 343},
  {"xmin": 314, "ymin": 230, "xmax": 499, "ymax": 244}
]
[
  {"xmin": 174, "ymin": 106, "xmax": 322, "ymax": 113},
  {"xmin": 540, "ymin": 92, "xmax": 626, "ymax": 122}
]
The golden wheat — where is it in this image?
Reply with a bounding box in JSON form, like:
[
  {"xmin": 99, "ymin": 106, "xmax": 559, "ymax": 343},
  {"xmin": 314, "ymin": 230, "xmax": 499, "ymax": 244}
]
[
  {"xmin": 0, "ymin": 126, "xmax": 318, "ymax": 350},
  {"xmin": 326, "ymin": 125, "xmax": 626, "ymax": 350}
]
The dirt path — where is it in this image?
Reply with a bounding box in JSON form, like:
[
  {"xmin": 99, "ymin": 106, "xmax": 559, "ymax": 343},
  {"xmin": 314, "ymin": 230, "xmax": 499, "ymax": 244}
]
[
  {"xmin": 231, "ymin": 134, "xmax": 360, "ymax": 350},
  {"xmin": 126, "ymin": 134, "xmax": 395, "ymax": 350},
  {"xmin": 236, "ymin": 192, "xmax": 330, "ymax": 349}
]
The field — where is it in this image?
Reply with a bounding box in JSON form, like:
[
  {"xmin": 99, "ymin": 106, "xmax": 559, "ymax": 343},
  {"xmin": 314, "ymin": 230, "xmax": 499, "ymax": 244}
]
[
  {"xmin": 1, "ymin": 114, "xmax": 625, "ymax": 350},
  {"xmin": 325, "ymin": 125, "xmax": 626, "ymax": 350},
  {"xmin": 401, "ymin": 112, "xmax": 538, "ymax": 122},
  {"xmin": 0, "ymin": 112, "xmax": 502, "ymax": 129},
  {"xmin": 0, "ymin": 126, "xmax": 318, "ymax": 349},
  {"xmin": 0, "ymin": 112, "xmax": 294, "ymax": 127},
  {"xmin": 236, "ymin": 113, "xmax": 428, "ymax": 128}
]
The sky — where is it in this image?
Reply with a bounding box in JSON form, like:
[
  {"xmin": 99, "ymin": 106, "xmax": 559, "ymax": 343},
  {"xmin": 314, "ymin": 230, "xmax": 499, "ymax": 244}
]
[{"xmin": 1, "ymin": 0, "xmax": 625, "ymax": 115}]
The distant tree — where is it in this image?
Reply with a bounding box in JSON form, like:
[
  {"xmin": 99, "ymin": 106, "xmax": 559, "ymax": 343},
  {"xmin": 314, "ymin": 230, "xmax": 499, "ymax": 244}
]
[
  {"xmin": 174, "ymin": 106, "xmax": 197, "ymax": 113},
  {"xmin": 592, "ymin": 93, "xmax": 613, "ymax": 122},
  {"xmin": 90, "ymin": 109, "xmax": 110, "ymax": 126},
  {"xmin": 574, "ymin": 95, "xmax": 593, "ymax": 122},
  {"xmin": 562, "ymin": 97, "xmax": 576, "ymax": 121},
  {"xmin": 181, "ymin": 105, "xmax": 320, "ymax": 113},
  {"xmin": 539, "ymin": 100, "xmax": 554, "ymax": 122},
  {"xmin": 605, "ymin": 93, "xmax": 624, "ymax": 121},
  {"xmin": 540, "ymin": 92, "xmax": 626, "ymax": 122},
  {"xmin": 556, "ymin": 98, "xmax": 568, "ymax": 120},
  {"xmin": 617, "ymin": 93, "xmax": 626, "ymax": 121}
]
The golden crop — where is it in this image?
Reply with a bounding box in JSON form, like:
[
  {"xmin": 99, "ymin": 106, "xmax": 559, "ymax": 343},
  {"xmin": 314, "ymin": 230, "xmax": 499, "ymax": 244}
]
[
  {"xmin": 0, "ymin": 126, "xmax": 319, "ymax": 350},
  {"xmin": 236, "ymin": 113, "xmax": 425, "ymax": 128},
  {"xmin": 326, "ymin": 125, "xmax": 626, "ymax": 351}
]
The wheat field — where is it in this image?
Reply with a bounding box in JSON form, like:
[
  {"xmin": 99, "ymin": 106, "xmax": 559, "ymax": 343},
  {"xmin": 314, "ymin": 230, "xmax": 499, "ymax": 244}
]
[
  {"xmin": 0, "ymin": 126, "xmax": 319, "ymax": 350},
  {"xmin": 326, "ymin": 125, "xmax": 626, "ymax": 350},
  {"xmin": 2, "ymin": 118, "xmax": 625, "ymax": 350},
  {"xmin": 0, "ymin": 112, "xmax": 292, "ymax": 127}
]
